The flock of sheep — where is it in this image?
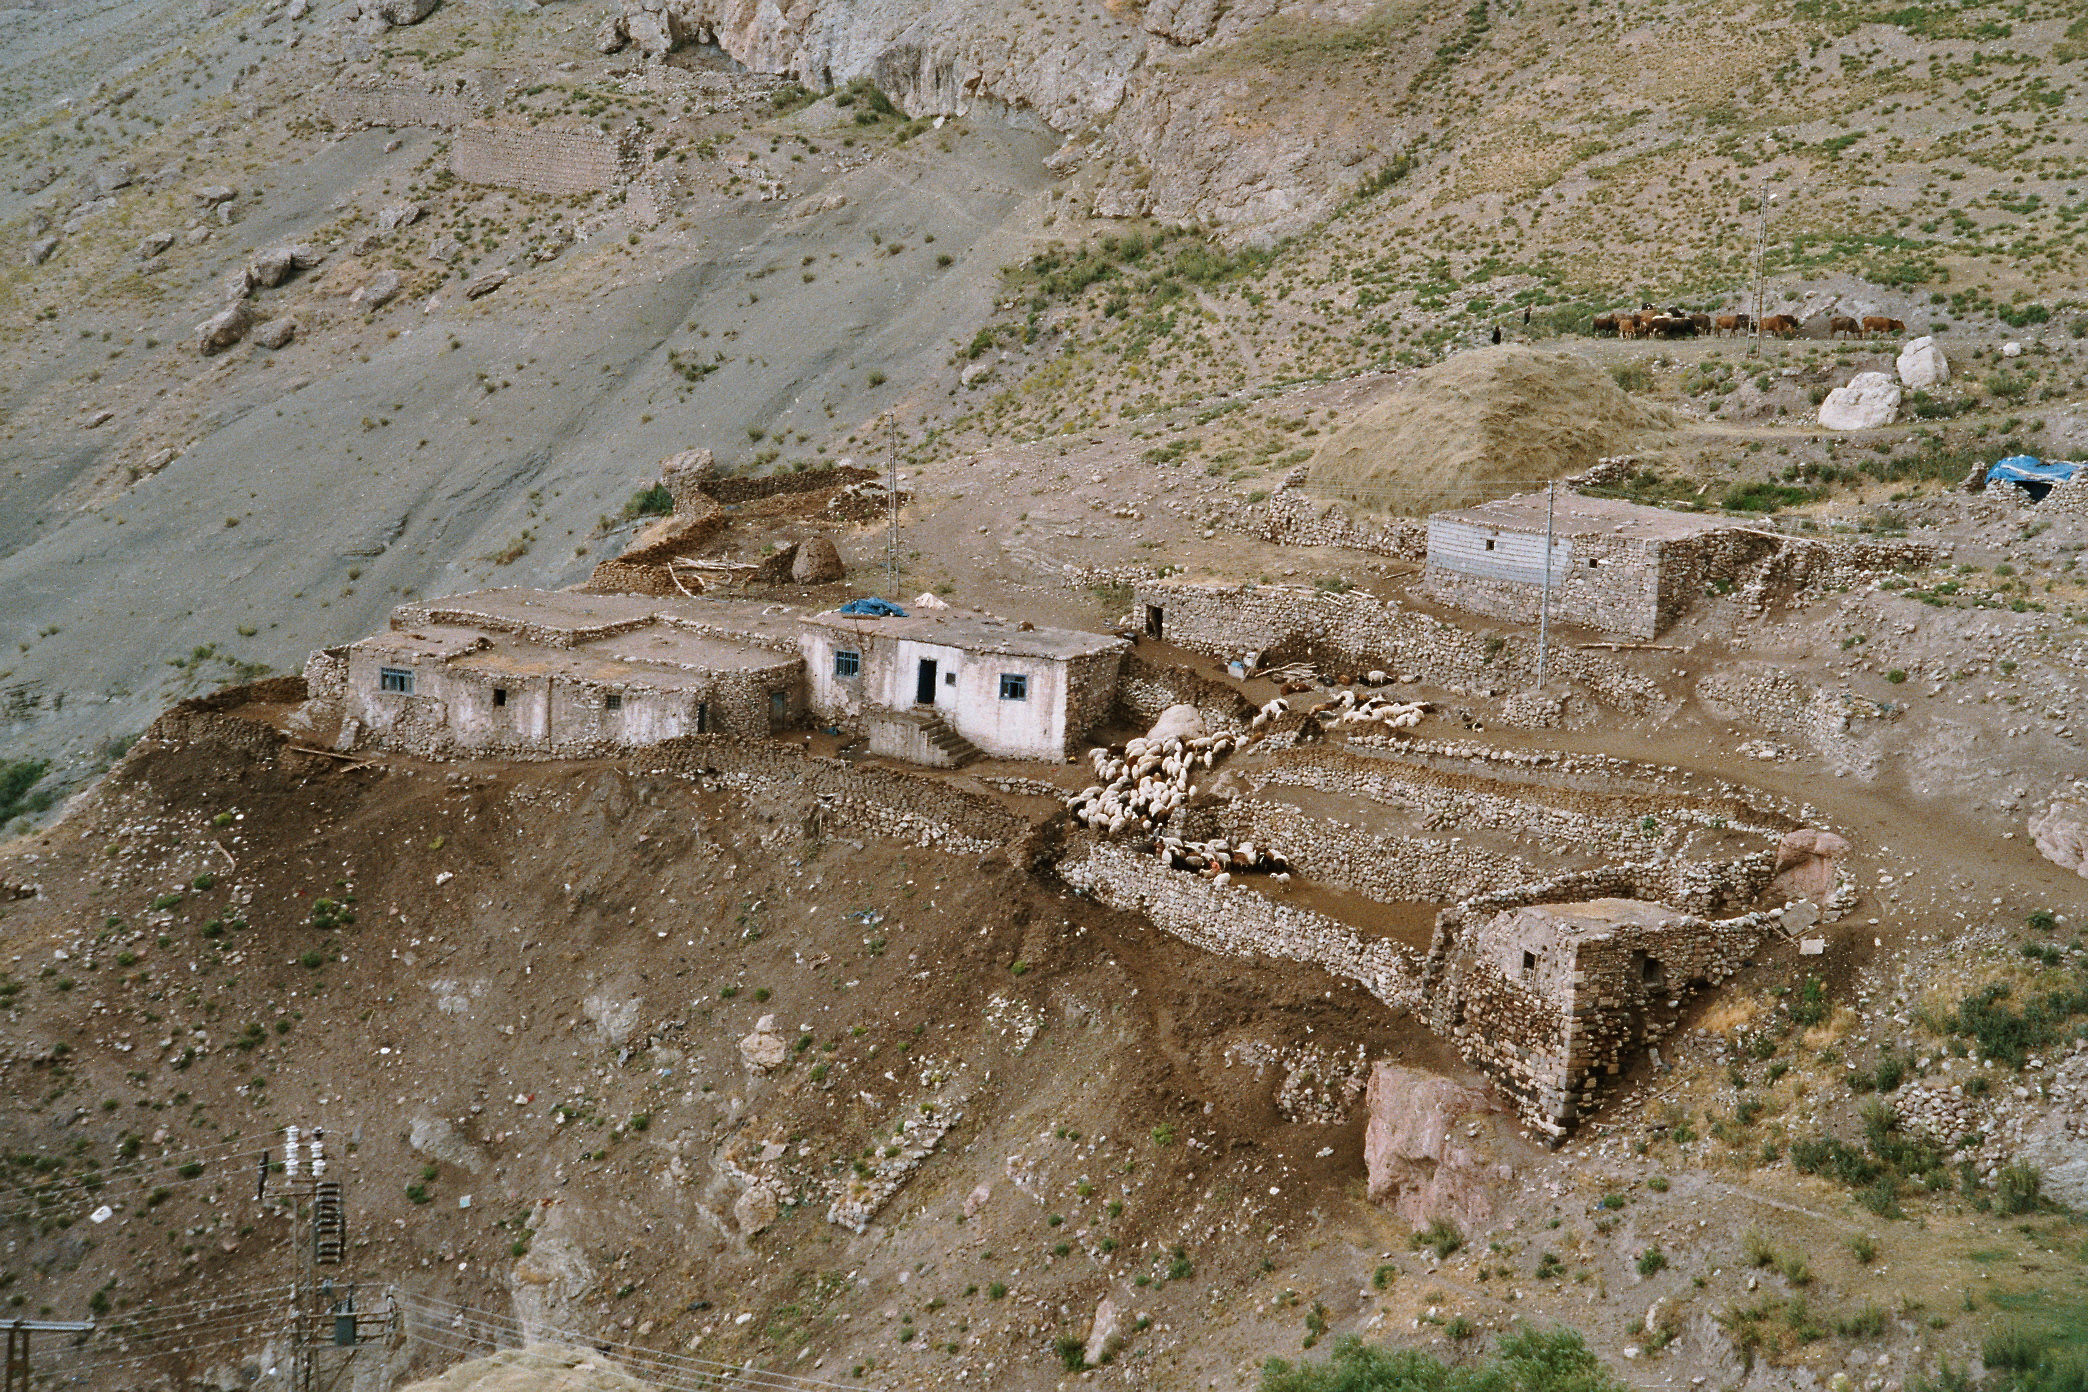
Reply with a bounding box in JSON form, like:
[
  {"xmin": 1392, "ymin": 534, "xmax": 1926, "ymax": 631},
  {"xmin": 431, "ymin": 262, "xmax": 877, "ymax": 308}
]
[{"xmin": 1062, "ymin": 688, "xmax": 1431, "ymax": 884}]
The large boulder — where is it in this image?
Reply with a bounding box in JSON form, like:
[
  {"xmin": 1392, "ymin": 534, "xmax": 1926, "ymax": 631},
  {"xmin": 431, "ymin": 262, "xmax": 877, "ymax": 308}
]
[
  {"xmin": 790, "ymin": 535, "xmax": 845, "ymax": 584},
  {"xmin": 194, "ymin": 302, "xmax": 252, "ymax": 355},
  {"xmin": 1362, "ymin": 1063, "xmax": 1520, "ymax": 1233},
  {"xmin": 738, "ymin": 1014, "xmax": 787, "ymax": 1071},
  {"xmin": 2030, "ymin": 801, "xmax": 2088, "ymax": 879},
  {"xmin": 1897, "ymin": 336, "xmax": 1949, "ymax": 390},
  {"xmin": 351, "ymin": 269, "xmax": 402, "ymax": 309},
  {"xmin": 1818, "ymin": 372, "xmax": 1901, "ymax": 430},
  {"xmin": 375, "ymin": 201, "xmax": 422, "ymax": 233},
  {"xmin": 660, "ymin": 448, "xmax": 716, "ymax": 511},
  {"xmin": 252, "ymin": 317, "xmax": 298, "ymax": 350},
  {"xmin": 373, "ymin": 0, "xmax": 438, "ymax": 22},
  {"xmin": 1766, "ymin": 827, "xmax": 1850, "ymax": 905},
  {"xmin": 733, "ymin": 1181, "xmax": 779, "ymax": 1235},
  {"xmin": 248, "ymin": 246, "xmax": 297, "ymax": 288},
  {"xmin": 1146, "ymin": 703, "xmax": 1205, "ymax": 744}
]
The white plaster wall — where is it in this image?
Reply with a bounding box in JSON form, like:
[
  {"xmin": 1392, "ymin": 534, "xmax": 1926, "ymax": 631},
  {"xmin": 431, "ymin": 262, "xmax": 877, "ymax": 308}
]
[{"xmin": 797, "ymin": 628, "xmax": 1072, "ymax": 760}]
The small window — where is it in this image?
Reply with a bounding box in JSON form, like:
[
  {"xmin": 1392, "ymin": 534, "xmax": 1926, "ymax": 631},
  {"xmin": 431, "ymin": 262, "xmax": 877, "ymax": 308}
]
[
  {"xmin": 1484, "ymin": 538, "xmax": 1497, "ymax": 551},
  {"xmin": 379, "ymin": 667, "xmax": 413, "ymax": 694},
  {"xmin": 1521, "ymin": 949, "xmax": 1537, "ymax": 974},
  {"xmin": 834, "ymin": 649, "xmax": 861, "ymax": 678},
  {"xmin": 605, "ymin": 691, "xmax": 622, "ymax": 711},
  {"xmin": 1587, "ymin": 558, "xmax": 1601, "ymax": 569},
  {"xmin": 492, "ymin": 687, "xmax": 507, "ymax": 708},
  {"xmin": 696, "ymin": 702, "xmax": 710, "ymax": 734},
  {"xmin": 999, "ymin": 673, "xmax": 1028, "ymax": 701},
  {"xmin": 944, "ymin": 671, "xmax": 956, "ymax": 687}
]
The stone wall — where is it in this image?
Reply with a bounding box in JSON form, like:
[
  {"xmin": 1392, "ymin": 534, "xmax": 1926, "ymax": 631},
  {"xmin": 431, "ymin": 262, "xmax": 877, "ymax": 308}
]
[
  {"xmin": 1438, "ymin": 901, "xmax": 1773, "ymax": 1136},
  {"xmin": 323, "ymin": 76, "xmax": 483, "ymax": 132},
  {"xmin": 303, "ymin": 647, "xmax": 349, "ymax": 704},
  {"xmin": 1254, "ymin": 490, "xmax": 1427, "ymax": 560},
  {"xmin": 451, "ymin": 122, "xmax": 643, "ymax": 196},
  {"xmin": 1063, "ymin": 650, "xmax": 1128, "ymax": 756},
  {"xmin": 1133, "ymin": 580, "xmax": 1662, "ymax": 713},
  {"xmin": 1697, "ymin": 669, "xmax": 1901, "ymax": 757},
  {"xmin": 1423, "ymin": 530, "xmax": 1671, "ymax": 639},
  {"xmin": 1114, "ymin": 654, "xmax": 1255, "ymax": 738},
  {"xmin": 1057, "ymin": 839, "xmax": 1429, "ymax": 1012},
  {"xmin": 630, "ymin": 736, "xmax": 1032, "ymax": 855}
]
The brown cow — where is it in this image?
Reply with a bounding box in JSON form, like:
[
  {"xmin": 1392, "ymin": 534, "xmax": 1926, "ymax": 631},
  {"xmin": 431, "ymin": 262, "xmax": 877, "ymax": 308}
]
[
  {"xmin": 1651, "ymin": 315, "xmax": 1697, "ymax": 338},
  {"xmin": 1830, "ymin": 316, "xmax": 1860, "ymax": 340},
  {"xmin": 1759, "ymin": 314, "xmax": 1800, "ymax": 338},
  {"xmin": 1592, "ymin": 312, "xmax": 1620, "ymax": 335},
  {"xmin": 1690, "ymin": 312, "xmax": 1713, "ymax": 336},
  {"xmin": 1617, "ymin": 313, "xmax": 1643, "ymax": 340},
  {"xmin": 1862, "ymin": 316, "xmax": 1905, "ymax": 338},
  {"xmin": 1714, "ymin": 313, "xmax": 1745, "ymax": 337}
]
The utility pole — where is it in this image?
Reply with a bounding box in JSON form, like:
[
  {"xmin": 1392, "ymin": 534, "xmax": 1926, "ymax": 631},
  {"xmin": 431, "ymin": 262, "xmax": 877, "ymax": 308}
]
[
  {"xmin": 884, "ymin": 416, "xmax": 899, "ymax": 602},
  {"xmin": 2, "ymin": 1320, "xmax": 96, "ymax": 1392},
  {"xmin": 267, "ymin": 1126, "xmax": 354, "ymax": 1392},
  {"xmin": 1750, "ymin": 191, "xmax": 1777, "ymax": 358},
  {"xmin": 1536, "ymin": 480, "xmax": 1556, "ymax": 688}
]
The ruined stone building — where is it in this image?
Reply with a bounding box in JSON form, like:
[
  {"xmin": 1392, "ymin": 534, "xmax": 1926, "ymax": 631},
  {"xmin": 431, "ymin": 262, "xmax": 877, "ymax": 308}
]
[
  {"xmin": 1433, "ymin": 897, "xmax": 1767, "ymax": 1136},
  {"xmin": 1420, "ymin": 493, "xmax": 1742, "ymax": 639},
  {"xmin": 310, "ymin": 587, "xmax": 1124, "ymax": 765}
]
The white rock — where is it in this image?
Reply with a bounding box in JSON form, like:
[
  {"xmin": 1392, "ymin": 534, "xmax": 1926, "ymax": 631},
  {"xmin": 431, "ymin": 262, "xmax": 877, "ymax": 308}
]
[
  {"xmin": 1818, "ymin": 372, "xmax": 1901, "ymax": 431},
  {"xmin": 1895, "ymin": 336, "xmax": 1948, "ymax": 390},
  {"xmin": 2002, "ymin": 341, "xmax": 2023, "ymax": 358},
  {"xmin": 375, "ymin": 201, "xmax": 422, "ymax": 233}
]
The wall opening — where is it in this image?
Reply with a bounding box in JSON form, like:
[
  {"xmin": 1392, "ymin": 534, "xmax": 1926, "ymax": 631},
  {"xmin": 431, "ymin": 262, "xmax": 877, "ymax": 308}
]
[
  {"xmin": 1521, "ymin": 949, "xmax": 1537, "ymax": 974},
  {"xmin": 604, "ymin": 691, "xmax": 622, "ymax": 711},
  {"xmin": 768, "ymin": 690, "xmax": 788, "ymax": 728},
  {"xmin": 1635, "ymin": 952, "xmax": 1666, "ymax": 989},
  {"xmin": 1144, "ymin": 605, "xmax": 1163, "ymax": 640},
  {"xmin": 696, "ymin": 702, "xmax": 709, "ymax": 734},
  {"xmin": 379, "ymin": 667, "xmax": 414, "ymax": 694},
  {"xmin": 492, "ymin": 688, "xmax": 507, "ymax": 708},
  {"xmin": 916, "ymin": 659, "xmax": 938, "ymax": 705},
  {"xmin": 834, "ymin": 649, "xmax": 861, "ymax": 678}
]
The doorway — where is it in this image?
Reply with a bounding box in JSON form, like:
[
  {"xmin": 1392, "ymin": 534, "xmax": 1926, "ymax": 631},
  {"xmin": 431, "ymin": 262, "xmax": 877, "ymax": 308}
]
[
  {"xmin": 916, "ymin": 659, "xmax": 938, "ymax": 705},
  {"xmin": 1144, "ymin": 605, "xmax": 1164, "ymax": 640}
]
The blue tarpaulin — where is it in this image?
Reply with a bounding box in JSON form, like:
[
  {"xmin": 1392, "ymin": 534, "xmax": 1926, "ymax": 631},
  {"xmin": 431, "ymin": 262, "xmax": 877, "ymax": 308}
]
[
  {"xmin": 1986, "ymin": 455, "xmax": 2082, "ymax": 499},
  {"xmin": 836, "ymin": 598, "xmax": 908, "ymax": 617}
]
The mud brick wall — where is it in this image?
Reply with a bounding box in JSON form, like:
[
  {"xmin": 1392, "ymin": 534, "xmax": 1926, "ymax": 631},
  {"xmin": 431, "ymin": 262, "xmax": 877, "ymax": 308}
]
[
  {"xmin": 1132, "ymin": 580, "xmax": 1663, "ymax": 713},
  {"xmin": 141, "ymin": 677, "xmax": 309, "ymax": 760},
  {"xmin": 452, "ymin": 122, "xmax": 642, "ymax": 195},
  {"xmin": 1114, "ymin": 654, "xmax": 1256, "ymax": 737},
  {"xmin": 1057, "ymin": 839, "xmax": 1429, "ymax": 1012},
  {"xmin": 391, "ymin": 600, "xmax": 653, "ymax": 650},
  {"xmin": 706, "ymin": 466, "xmax": 880, "ymax": 505}
]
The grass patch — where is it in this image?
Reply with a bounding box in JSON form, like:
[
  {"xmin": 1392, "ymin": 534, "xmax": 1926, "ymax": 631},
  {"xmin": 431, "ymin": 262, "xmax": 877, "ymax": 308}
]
[{"xmin": 1262, "ymin": 1324, "xmax": 1623, "ymax": 1392}]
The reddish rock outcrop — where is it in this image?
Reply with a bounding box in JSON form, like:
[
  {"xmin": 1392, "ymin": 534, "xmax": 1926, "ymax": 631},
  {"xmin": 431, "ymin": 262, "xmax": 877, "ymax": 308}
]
[{"xmin": 1363, "ymin": 1063, "xmax": 1520, "ymax": 1233}]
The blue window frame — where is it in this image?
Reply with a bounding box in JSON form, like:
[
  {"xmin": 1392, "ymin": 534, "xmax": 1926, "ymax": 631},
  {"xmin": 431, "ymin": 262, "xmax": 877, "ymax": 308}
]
[
  {"xmin": 834, "ymin": 649, "xmax": 861, "ymax": 678},
  {"xmin": 379, "ymin": 667, "xmax": 413, "ymax": 694},
  {"xmin": 999, "ymin": 673, "xmax": 1028, "ymax": 701}
]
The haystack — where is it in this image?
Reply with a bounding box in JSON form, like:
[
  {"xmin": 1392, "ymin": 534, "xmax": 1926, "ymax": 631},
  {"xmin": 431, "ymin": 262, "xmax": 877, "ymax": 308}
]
[
  {"xmin": 400, "ymin": 1346, "xmax": 660, "ymax": 1392},
  {"xmin": 1306, "ymin": 346, "xmax": 1671, "ymax": 516}
]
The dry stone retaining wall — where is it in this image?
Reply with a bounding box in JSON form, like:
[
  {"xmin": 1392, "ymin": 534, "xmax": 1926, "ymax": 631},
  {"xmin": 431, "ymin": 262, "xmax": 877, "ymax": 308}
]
[
  {"xmin": 1115, "ymin": 654, "xmax": 1256, "ymax": 737},
  {"xmin": 1133, "ymin": 580, "xmax": 1662, "ymax": 713},
  {"xmin": 452, "ymin": 121, "xmax": 643, "ymax": 195},
  {"xmin": 1058, "ymin": 840, "xmax": 1429, "ymax": 1012}
]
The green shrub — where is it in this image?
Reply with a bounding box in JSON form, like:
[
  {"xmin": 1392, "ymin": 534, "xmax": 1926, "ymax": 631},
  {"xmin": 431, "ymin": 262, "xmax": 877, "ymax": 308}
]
[
  {"xmin": 625, "ymin": 484, "xmax": 674, "ymax": 518},
  {"xmin": 1414, "ymin": 1220, "xmax": 1463, "ymax": 1259},
  {"xmin": 1261, "ymin": 1325, "xmax": 1624, "ymax": 1392},
  {"xmin": 1637, "ymin": 1248, "xmax": 1668, "ymax": 1278}
]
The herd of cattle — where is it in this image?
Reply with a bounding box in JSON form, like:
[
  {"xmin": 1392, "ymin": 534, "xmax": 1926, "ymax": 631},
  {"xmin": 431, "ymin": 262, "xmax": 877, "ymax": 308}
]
[{"xmin": 1591, "ymin": 305, "xmax": 1909, "ymax": 340}]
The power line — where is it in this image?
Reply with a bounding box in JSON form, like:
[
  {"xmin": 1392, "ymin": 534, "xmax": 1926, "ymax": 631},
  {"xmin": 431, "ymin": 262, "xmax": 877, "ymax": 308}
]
[{"xmin": 397, "ymin": 1291, "xmax": 868, "ymax": 1392}]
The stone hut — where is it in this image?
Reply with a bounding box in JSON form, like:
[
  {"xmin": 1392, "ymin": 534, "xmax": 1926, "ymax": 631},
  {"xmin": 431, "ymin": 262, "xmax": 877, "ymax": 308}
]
[
  {"xmin": 1420, "ymin": 492, "xmax": 1747, "ymax": 638},
  {"xmin": 800, "ymin": 607, "xmax": 1127, "ymax": 765},
  {"xmin": 327, "ymin": 589, "xmax": 805, "ymax": 758},
  {"xmin": 1438, "ymin": 897, "xmax": 1767, "ymax": 1136}
]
